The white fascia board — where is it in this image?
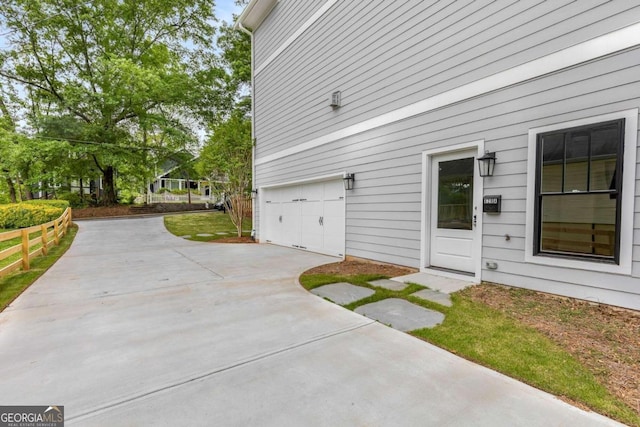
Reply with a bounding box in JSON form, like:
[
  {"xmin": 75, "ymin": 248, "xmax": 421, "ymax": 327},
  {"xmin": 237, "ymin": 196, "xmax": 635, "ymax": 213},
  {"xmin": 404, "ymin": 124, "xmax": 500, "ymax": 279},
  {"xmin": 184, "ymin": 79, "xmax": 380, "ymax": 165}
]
[
  {"xmin": 255, "ymin": 21, "xmax": 640, "ymax": 166},
  {"xmin": 236, "ymin": 0, "xmax": 278, "ymax": 31}
]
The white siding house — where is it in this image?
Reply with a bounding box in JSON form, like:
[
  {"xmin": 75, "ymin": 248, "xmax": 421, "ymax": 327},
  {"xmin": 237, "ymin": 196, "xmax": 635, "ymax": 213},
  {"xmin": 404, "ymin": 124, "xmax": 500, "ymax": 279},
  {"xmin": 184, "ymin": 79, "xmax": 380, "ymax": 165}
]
[{"xmin": 238, "ymin": 0, "xmax": 640, "ymax": 310}]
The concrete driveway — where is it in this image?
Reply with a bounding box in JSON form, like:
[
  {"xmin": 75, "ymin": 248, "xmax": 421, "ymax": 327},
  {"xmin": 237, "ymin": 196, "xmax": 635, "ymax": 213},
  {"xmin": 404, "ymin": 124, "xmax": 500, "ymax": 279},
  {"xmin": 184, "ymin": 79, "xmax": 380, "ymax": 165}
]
[{"xmin": 0, "ymin": 217, "xmax": 621, "ymax": 426}]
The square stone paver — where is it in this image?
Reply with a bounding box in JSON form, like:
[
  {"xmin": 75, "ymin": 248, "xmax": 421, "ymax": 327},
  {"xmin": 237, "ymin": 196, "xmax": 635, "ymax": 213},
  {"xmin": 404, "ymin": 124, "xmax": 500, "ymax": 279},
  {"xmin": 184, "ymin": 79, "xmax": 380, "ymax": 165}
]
[
  {"xmin": 355, "ymin": 298, "xmax": 445, "ymax": 331},
  {"xmin": 311, "ymin": 283, "xmax": 375, "ymax": 305},
  {"xmin": 411, "ymin": 289, "xmax": 452, "ymax": 307},
  {"xmin": 368, "ymin": 279, "xmax": 409, "ymax": 291}
]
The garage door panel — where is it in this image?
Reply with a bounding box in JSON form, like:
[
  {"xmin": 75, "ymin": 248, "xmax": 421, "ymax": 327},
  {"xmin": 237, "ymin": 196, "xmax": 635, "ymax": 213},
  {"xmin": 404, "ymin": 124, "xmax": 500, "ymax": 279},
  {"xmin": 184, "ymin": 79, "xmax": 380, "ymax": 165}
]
[
  {"xmin": 324, "ymin": 180, "xmax": 344, "ymax": 200},
  {"xmin": 302, "ymin": 183, "xmax": 323, "ymax": 201},
  {"xmin": 281, "ymin": 202, "xmax": 301, "ymax": 248},
  {"xmin": 323, "ymin": 199, "xmax": 345, "ymax": 256},
  {"xmin": 262, "ymin": 179, "xmax": 345, "ymax": 257},
  {"xmin": 263, "ymin": 201, "xmax": 281, "ymax": 243}
]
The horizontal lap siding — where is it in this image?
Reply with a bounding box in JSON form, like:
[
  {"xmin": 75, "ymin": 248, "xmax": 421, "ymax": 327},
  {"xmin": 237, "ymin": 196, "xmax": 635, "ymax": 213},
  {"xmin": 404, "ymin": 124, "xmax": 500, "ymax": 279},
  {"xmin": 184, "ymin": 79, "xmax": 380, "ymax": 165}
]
[
  {"xmin": 256, "ymin": 48, "xmax": 640, "ymax": 297},
  {"xmin": 254, "ymin": 0, "xmax": 640, "ymax": 159},
  {"xmin": 253, "ymin": 0, "xmax": 325, "ymax": 69}
]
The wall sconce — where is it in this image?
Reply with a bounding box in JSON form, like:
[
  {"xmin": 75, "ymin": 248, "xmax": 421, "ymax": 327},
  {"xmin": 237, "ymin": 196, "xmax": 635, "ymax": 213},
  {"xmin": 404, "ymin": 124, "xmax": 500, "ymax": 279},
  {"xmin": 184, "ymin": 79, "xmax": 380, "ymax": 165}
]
[
  {"xmin": 477, "ymin": 151, "xmax": 496, "ymax": 177},
  {"xmin": 343, "ymin": 173, "xmax": 355, "ymax": 190},
  {"xmin": 251, "ymin": 188, "xmax": 258, "ymax": 199}
]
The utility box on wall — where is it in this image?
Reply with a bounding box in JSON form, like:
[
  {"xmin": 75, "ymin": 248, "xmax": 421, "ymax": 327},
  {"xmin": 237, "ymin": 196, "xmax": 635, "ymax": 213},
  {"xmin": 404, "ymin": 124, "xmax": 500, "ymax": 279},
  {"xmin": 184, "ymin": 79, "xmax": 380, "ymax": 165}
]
[{"xmin": 483, "ymin": 195, "xmax": 502, "ymax": 213}]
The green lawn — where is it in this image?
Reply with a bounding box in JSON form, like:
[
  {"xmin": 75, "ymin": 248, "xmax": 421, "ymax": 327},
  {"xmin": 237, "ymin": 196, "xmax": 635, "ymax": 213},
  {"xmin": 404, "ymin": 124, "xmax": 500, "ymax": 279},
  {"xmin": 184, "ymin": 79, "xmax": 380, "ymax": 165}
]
[
  {"xmin": 299, "ymin": 273, "xmax": 640, "ymax": 427},
  {"xmin": 163, "ymin": 212, "xmax": 252, "ymax": 241},
  {"xmin": 0, "ymin": 225, "xmax": 77, "ymax": 311}
]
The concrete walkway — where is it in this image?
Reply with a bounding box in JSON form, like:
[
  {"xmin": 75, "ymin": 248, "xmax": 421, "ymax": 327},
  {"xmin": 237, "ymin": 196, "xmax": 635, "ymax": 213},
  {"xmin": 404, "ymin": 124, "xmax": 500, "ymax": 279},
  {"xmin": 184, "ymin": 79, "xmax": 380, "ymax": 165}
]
[{"xmin": 0, "ymin": 217, "xmax": 622, "ymax": 426}]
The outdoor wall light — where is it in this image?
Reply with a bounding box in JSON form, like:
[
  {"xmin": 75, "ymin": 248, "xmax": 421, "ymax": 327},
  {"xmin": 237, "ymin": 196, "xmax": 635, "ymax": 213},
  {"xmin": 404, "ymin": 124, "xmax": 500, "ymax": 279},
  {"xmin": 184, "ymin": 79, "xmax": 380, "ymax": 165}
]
[
  {"xmin": 343, "ymin": 173, "xmax": 355, "ymax": 190},
  {"xmin": 477, "ymin": 151, "xmax": 496, "ymax": 177},
  {"xmin": 251, "ymin": 188, "xmax": 258, "ymax": 199}
]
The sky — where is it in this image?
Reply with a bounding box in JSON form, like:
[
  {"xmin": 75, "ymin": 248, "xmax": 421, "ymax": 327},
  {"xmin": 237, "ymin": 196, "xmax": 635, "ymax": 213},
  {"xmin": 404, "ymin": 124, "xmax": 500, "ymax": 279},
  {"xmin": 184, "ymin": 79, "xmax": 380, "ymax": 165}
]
[{"xmin": 216, "ymin": 0, "xmax": 245, "ymax": 26}]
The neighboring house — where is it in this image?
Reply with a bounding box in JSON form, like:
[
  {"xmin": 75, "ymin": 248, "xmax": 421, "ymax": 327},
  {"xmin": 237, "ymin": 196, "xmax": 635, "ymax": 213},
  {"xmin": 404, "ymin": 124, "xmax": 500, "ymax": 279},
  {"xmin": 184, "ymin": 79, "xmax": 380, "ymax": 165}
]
[{"xmin": 238, "ymin": 1, "xmax": 640, "ymax": 310}]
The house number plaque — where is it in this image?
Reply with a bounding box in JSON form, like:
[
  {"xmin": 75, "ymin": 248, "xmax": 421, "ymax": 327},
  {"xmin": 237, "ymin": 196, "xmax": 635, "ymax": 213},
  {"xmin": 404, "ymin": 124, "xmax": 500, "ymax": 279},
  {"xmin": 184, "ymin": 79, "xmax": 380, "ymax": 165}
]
[{"xmin": 483, "ymin": 195, "xmax": 502, "ymax": 213}]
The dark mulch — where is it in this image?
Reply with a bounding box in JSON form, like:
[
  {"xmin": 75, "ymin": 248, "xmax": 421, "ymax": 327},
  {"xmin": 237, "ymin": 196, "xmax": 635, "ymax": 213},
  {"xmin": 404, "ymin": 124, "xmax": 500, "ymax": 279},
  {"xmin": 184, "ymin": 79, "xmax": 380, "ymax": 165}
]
[
  {"xmin": 212, "ymin": 236, "xmax": 254, "ymax": 243},
  {"xmin": 304, "ymin": 260, "xmax": 417, "ymax": 277}
]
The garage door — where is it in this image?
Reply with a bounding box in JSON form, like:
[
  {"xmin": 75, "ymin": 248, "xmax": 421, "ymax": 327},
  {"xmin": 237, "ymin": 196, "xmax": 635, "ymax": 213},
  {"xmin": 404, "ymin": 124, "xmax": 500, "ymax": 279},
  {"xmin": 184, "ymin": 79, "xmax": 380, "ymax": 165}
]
[{"xmin": 262, "ymin": 179, "xmax": 345, "ymax": 257}]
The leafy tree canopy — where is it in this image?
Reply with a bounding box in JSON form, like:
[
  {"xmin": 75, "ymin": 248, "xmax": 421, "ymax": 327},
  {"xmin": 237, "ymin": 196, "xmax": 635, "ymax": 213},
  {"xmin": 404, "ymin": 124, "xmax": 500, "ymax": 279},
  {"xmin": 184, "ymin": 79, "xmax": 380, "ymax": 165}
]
[{"xmin": 0, "ymin": 0, "xmax": 230, "ymax": 204}]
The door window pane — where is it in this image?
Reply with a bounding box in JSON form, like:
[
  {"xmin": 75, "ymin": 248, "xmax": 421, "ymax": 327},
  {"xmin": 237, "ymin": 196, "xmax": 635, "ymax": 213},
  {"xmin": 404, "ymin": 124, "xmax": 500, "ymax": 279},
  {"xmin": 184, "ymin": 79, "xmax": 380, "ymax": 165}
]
[{"xmin": 438, "ymin": 158, "xmax": 474, "ymax": 230}]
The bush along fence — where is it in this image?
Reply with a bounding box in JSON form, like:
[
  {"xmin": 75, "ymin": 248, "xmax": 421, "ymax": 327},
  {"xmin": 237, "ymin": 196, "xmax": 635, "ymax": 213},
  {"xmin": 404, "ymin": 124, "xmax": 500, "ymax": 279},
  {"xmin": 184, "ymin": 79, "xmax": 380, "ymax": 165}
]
[{"xmin": 0, "ymin": 207, "xmax": 72, "ymax": 278}]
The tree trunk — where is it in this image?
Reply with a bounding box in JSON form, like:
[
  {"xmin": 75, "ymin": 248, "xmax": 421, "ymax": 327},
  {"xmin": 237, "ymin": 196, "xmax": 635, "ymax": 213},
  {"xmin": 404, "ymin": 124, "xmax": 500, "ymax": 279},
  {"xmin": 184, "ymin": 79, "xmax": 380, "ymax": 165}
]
[
  {"xmin": 5, "ymin": 176, "xmax": 17, "ymax": 203},
  {"xmin": 228, "ymin": 194, "xmax": 245, "ymax": 237},
  {"xmin": 102, "ymin": 166, "xmax": 117, "ymax": 205},
  {"xmin": 79, "ymin": 178, "xmax": 84, "ymax": 201}
]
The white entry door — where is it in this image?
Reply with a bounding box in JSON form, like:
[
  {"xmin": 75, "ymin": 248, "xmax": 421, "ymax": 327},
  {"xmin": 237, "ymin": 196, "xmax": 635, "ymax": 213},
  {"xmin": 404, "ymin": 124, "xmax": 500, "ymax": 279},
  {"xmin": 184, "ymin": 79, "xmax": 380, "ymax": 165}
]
[{"xmin": 430, "ymin": 151, "xmax": 479, "ymax": 273}]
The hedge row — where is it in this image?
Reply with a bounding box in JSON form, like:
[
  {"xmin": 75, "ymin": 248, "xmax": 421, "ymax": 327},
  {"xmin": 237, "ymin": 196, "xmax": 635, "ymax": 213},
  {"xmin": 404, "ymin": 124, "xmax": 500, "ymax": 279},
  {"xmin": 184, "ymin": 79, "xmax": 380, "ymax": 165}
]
[
  {"xmin": 22, "ymin": 199, "xmax": 70, "ymax": 209},
  {"xmin": 0, "ymin": 202, "xmax": 67, "ymax": 229}
]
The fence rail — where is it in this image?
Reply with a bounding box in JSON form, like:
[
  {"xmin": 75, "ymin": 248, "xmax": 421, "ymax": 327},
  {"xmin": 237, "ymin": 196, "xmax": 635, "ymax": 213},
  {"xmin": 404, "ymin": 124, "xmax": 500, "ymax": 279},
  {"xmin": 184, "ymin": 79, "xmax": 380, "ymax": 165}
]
[{"xmin": 0, "ymin": 207, "xmax": 72, "ymax": 278}]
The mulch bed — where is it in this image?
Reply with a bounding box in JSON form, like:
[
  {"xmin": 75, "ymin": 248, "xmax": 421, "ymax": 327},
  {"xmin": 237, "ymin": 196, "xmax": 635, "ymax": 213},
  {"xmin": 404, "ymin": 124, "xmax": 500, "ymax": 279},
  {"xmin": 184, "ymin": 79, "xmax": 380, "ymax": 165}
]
[
  {"xmin": 73, "ymin": 206, "xmax": 132, "ymax": 218},
  {"xmin": 304, "ymin": 260, "xmax": 417, "ymax": 277},
  {"xmin": 212, "ymin": 236, "xmax": 254, "ymax": 243}
]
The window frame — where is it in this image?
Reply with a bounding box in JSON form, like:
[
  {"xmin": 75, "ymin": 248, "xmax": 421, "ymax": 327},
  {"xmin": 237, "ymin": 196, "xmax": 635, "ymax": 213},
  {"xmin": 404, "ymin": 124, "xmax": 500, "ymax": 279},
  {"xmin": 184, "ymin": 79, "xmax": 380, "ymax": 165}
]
[
  {"xmin": 524, "ymin": 109, "xmax": 637, "ymax": 275},
  {"xmin": 533, "ymin": 119, "xmax": 624, "ymax": 263}
]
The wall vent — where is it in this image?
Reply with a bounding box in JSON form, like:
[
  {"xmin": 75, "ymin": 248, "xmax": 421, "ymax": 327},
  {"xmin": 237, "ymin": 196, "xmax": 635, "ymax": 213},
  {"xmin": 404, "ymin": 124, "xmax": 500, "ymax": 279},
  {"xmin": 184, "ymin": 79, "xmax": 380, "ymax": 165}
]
[{"xmin": 330, "ymin": 91, "xmax": 341, "ymax": 108}]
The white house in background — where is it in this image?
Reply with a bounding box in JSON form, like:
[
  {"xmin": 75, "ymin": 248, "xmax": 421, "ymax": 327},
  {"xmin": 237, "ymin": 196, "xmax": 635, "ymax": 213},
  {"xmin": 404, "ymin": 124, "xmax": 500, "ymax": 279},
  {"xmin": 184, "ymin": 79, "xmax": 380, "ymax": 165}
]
[{"xmin": 237, "ymin": 1, "xmax": 640, "ymax": 310}]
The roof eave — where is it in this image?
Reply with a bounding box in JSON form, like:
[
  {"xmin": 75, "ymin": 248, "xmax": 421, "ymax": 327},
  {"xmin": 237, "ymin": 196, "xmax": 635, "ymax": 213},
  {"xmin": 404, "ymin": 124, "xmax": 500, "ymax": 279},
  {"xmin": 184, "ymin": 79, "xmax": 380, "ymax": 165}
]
[{"xmin": 235, "ymin": 0, "xmax": 278, "ymax": 31}]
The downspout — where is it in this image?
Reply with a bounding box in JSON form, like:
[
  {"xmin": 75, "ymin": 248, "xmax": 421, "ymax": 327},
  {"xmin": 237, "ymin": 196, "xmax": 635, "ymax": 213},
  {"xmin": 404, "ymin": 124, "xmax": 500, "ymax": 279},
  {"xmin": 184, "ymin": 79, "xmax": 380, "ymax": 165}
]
[{"xmin": 237, "ymin": 21, "xmax": 257, "ymax": 241}]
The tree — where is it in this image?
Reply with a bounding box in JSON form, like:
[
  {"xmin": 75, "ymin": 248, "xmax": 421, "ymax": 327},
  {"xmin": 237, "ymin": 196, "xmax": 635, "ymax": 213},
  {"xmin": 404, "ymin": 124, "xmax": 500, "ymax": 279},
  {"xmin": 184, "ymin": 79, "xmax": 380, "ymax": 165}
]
[
  {"xmin": 196, "ymin": 112, "xmax": 251, "ymax": 237},
  {"xmin": 0, "ymin": 0, "xmax": 226, "ymax": 204}
]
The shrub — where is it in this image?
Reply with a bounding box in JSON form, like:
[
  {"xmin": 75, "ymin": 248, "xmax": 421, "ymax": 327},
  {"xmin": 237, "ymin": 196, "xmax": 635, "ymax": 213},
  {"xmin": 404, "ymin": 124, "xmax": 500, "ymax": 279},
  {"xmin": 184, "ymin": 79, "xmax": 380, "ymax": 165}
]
[
  {"xmin": 56, "ymin": 192, "xmax": 87, "ymax": 208},
  {"xmin": 23, "ymin": 199, "xmax": 70, "ymax": 209},
  {"xmin": 0, "ymin": 203, "xmax": 65, "ymax": 228}
]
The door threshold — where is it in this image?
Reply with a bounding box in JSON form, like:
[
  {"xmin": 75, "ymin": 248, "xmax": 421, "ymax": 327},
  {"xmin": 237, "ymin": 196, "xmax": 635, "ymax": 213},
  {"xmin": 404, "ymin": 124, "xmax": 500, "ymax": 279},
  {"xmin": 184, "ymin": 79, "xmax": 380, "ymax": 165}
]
[{"xmin": 422, "ymin": 267, "xmax": 479, "ymax": 283}]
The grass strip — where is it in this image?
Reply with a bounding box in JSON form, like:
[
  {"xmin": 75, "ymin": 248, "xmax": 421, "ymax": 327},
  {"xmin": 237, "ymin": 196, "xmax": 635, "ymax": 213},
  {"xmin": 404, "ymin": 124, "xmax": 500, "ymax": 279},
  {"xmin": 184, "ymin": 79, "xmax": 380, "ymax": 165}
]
[
  {"xmin": 299, "ymin": 273, "xmax": 640, "ymax": 426},
  {"xmin": 0, "ymin": 225, "xmax": 77, "ymax": 312},
  {"xmin": 163, "ymin": 212, "xmax": 252, "ymax": 241}
]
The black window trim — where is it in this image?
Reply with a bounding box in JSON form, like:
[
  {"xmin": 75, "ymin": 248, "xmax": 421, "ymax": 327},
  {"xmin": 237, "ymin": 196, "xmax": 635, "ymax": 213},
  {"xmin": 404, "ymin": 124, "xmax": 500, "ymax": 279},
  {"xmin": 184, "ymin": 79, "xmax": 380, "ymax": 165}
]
[{"xmin": 533, "ymin": 118, "xmax": 625, "ymax": 264}]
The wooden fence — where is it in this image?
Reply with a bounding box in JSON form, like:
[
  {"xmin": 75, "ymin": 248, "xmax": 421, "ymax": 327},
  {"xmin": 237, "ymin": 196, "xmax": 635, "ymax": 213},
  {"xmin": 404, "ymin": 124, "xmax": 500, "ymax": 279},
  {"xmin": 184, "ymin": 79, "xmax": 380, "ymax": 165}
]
[{"xmin": 0, "ymin": 207, "xmax": 72, "ymax": 278}]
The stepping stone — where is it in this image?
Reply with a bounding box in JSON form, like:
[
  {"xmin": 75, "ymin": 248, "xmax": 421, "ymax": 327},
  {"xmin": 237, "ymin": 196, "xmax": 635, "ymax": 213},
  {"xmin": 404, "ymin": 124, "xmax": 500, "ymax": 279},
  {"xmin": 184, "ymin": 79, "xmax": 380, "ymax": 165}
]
[
  {"xmin": 368, "ymin": 279, "xmax": 409, "ymax": 291},
  {"xmin": 355, "ymin": 298, "xmax": 445, "ymax": 331},
  {"xmin": 411, "ymin": 289, "xmax": 452, "ymax": 307},
  {"xmin": 180, "ymin": 235, "xmax": 192, "ymax": 238},
  {"xmin": 215, "ymin": 232, "xmax": 229, "ymax": 235},
  {"xmin": 311, "ymin": 283, "xmax": 375, "ymax": 305},
  {"xmin": 196, "ymin": 233, "xmax": 214, "ymax": 237}
]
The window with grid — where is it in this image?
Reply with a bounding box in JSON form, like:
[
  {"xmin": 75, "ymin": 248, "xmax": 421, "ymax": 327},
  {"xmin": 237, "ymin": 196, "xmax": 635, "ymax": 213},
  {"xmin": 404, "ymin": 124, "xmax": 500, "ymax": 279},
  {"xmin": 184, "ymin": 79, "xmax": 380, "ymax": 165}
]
[{"xmin": 534, "ymin": 119, "xmax": 624, "ymax": 262}]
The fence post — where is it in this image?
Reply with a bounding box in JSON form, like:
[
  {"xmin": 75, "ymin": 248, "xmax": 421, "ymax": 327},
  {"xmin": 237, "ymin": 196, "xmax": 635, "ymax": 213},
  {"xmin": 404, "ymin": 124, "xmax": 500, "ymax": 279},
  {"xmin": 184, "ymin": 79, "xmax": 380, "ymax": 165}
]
[
  {"xmin": 54, "ymin": 220, "xmax": 60, "ymax": 245},
  {"xmin": 41, "ymin": 224, "xmax": 48, "ymax": 255},
  {"xmin": 21, "ymin": 229, "xmax": 30, "ymax": 270}
]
